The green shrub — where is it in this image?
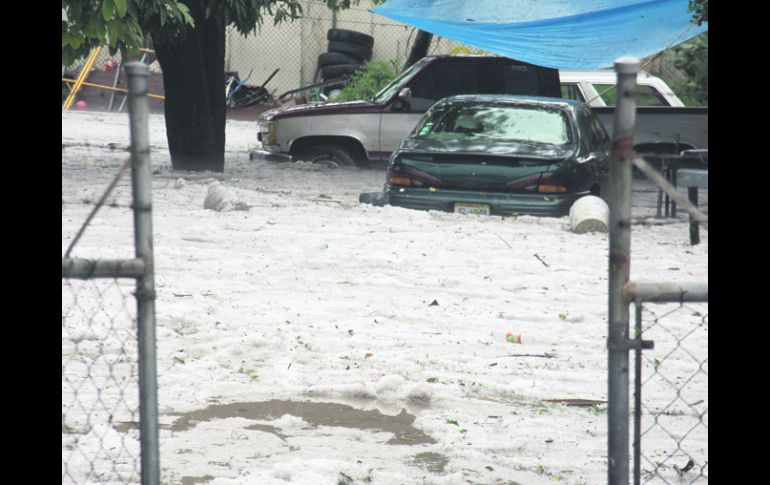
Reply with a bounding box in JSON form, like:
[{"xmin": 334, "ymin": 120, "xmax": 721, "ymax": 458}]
[{"xmin": 334, "ymin": 60, "xmax": 400, "ymax": 102}]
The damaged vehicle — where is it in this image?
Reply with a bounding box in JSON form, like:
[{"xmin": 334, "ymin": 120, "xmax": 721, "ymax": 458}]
[
  {"xmin": 255, "ymin": 55, "xmax": 562, "ymax": 167},
  {"xmin": 384, "ymin": 95, "xmax": 610, "ymax": 217}
]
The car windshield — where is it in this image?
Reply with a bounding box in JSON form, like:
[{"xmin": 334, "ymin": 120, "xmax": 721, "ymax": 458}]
[
  {"xmin": 413, "ymin": 101, "xmax": 574, "ymax": 146},
  {"xmin": 370, "ymin": 59, "xmax": 429, "ymax": 104}
]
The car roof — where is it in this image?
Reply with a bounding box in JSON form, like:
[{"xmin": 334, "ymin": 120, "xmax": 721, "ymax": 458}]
[{"xmin": 436, "ymin": 94, "xmax": 582, "ymax": 109}]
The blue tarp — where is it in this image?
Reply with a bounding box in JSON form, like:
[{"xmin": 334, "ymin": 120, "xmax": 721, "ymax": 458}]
[{"xmin": 371, "ymin": 0, "xmax": 707, "ymax": 70}]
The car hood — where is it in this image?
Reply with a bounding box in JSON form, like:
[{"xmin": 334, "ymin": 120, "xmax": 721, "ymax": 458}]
[
  {"xmin": 259, "ymin": 99, "xmax": 382, "ymax": 121},
  {"xmin": 397, "ymin": 137, "xmax": 576, "ymax": 160}
]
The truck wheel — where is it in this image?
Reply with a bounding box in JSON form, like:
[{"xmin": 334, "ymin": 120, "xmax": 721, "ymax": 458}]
[
  {"xmin": 295, "ymin": 144, "xmax": 358, "ymax": 168},
  {"xmin": 327, "ymin": 28, "xmax": 375, "ymax": 48},
  {"xmin": 328, "ymin": 40, "xmax": 373, "ymax": 62}
]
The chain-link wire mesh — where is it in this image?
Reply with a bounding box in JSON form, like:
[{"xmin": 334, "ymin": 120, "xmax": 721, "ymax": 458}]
[
  {"xmin": 64, "ymin": 0, "xmax": 704, "ymax": 113},
  {"xmin": 62, "ymin": 277, "xmax": 141, "ymax": 485},
  {"xmin": 63, "ymin": 115, "xmax": 145, "ymax": 484},
  {"xmin": 634, "ymin": 302, "xmax": 708, "ymax": 484},
  {"xmin": 225, "ymin": 0, "xmax": 472, "ymax": 98}
]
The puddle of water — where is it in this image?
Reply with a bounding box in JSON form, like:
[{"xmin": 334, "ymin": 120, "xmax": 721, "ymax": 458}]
[
  {"xmin": 411, "ymin": 452, "xmax": 449, "ymax": 474},
  {"xmin": 180, "ymin": 476, "xmax": 214, "ymax": 485},
  {"xmin": 245, "ymin": 423, "xmax": 287, "ymax": 441},
  {"xmin": 171, "ymin": 400, "xmax": 435, "ymax": 445}
]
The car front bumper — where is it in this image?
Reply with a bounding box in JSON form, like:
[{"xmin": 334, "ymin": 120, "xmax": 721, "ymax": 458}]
[{"xmin": 385, "ymin": 186, "xmax": 589, "ymax": 217}]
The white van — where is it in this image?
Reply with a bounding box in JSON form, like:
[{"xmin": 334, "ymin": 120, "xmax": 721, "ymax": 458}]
[{"xmin": 559, "ymin": 70, "xmax": 685, "ymax": 107}]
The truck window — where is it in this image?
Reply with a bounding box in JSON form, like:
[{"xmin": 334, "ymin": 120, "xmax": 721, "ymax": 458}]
[
  {"xmin": 561, "ymin": 83, "xmax": 586, "ymax": 102},
  {"xmin": 409, "ymin": 62, "xmax": 480, "ymax": 112},
  {"xmin": 591, "ymin": 83, "xmax": 670, "ymax": 107},
  {"xmin": 407, "ymin": 60, "xmax": 561, "ymax": 112}
]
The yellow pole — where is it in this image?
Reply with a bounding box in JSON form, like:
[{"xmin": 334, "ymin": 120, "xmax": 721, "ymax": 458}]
[{"xmin": 63, "ymin": 47, "xmax": 102, "ymax": 111}]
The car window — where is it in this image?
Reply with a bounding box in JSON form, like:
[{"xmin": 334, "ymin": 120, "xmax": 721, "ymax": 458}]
[
  {"xmin": 591, "ymin": 83, "xmax": 670, "ymax": 106},
  {"xmin": 561, "ymin": 83, "xmax": 586, "ymax": 102},
  {"xmin": 415, "ymin": 102, "xmax": 573, "ymax": 146},
  {"xmin": 371, "ymin": 59, "xmax": 427, "ymax": 104}
]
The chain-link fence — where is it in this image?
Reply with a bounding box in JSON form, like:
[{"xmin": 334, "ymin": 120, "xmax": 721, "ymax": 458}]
[
  {"xmin": 63, "ymin": 64, "xmax": 159, "ymax": 485},
  {"xmin": 65, "ymin": 0, "xmax": 703, "ymax": 112},
  {"xmin": 225, "ymin": 0, "xmax": 469, "ymax": 98},
  {"xmin": 633, "ymin": 301, "xmax": 708, "ymax": 484},
  {"xmin": 62, "ymin": 158, "xmax": 140, "ymax": 484},
  {"xmin": 62, "ymin": 277, "xmax": 141, "ymax": 484},
  {"xmin": 606, "ymin": 59, "xmax": 707, "ymax": 485}
]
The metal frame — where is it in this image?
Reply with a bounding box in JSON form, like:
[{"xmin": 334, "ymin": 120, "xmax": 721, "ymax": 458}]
[
  {"xmin": 607, "ymin": 58, "xmax": 708, "ymax": 485},
  {"xmin": 62, "ymin": 62, "xmax": 159, "ymax": 485}
]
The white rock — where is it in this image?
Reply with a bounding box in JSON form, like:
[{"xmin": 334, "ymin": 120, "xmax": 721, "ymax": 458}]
[{"xmin": 204, "ymin": 182, "xmax": 247, "ymax": 212}]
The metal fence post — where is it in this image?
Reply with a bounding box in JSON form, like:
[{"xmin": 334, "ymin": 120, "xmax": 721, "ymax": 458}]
[
  {"xmin": 125, "ymin": 61, "xmax": 160, "ymax": 485},
  {"xmin": 607, "ymin": 56, "xmax": 640, "ymax": 485}
]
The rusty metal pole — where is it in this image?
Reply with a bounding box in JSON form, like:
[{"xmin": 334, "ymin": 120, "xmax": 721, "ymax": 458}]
[{"xmin": 607, "ymin": 56, "xmax": 640, "ymax": 485}]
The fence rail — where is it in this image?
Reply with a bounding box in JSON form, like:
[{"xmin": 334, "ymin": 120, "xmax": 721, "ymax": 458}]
[{"xmin": 62, "ymin": 62, "xmax": 159, "ymax": 485}]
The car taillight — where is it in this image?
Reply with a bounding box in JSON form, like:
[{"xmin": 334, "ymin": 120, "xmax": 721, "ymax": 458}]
[
  {"xmin": 504, "ymin": 173, "xmax": 542, "ymax": 192},
  {"xmin": 538, "ymin": 185, "xmax": 567, "ymax": 193},
  {"xmin": 389, "ymin": 175, "xmax": 412, "ymax": 186},
  {"xmin": 387, "ymin": 164, "xmax": 442, "ymax": 187},
  {"xmin": 536, "ymin": 172, "xmax": 569, "ymax": 193},
  {"xmin": 387, "ymin": 164, "xmax": 412, "ymax": 186}
]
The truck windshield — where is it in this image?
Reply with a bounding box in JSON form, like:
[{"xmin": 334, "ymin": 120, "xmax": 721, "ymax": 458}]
[
  {"xmin": 370, "ymin": 59, "xmax": 429, "ymax": 104},
  {"xmin": 414, "ymin": 102, "xmax": 574, "ymax": 146}
]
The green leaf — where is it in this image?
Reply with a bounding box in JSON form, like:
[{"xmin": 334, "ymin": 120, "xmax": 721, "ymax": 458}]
[
  {"xmin": 426, "ymin": 377, "xmax": 439, "ymax": 383},
  {"xmin": 84, "ymin": 17, "xmax": 101, "ymax": 38},
  {"xmin": 446, "ymin": 419, "xmax": 459, "ymax": 426},
  {"xmin": 107, "ymin": 21, "xmax": 119, "ymax": 47},
  {"xmin": 102, "ymin": 0, "xmax": 115, "ymax": 22},
  {"xmin": 114, "ymin": 0, "xmax": 127, "ymax": 18},
  {"xmin": 176, "ymin": 3, "xmax": 194, "ymax": 26}
]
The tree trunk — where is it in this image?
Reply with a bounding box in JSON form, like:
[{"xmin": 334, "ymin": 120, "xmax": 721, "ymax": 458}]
[
  {"xmin": 153, "ymin": 1, "xmax": 226, "ymax": 172},
  {"xmin": 404, "ymin": 30, "xmax": 433, "ymax": 70}
]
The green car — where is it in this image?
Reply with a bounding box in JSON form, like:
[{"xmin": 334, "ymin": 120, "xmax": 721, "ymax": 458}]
[{"xmin": 384, "ymin": 95, "xmax": 611, "ymax": 217}]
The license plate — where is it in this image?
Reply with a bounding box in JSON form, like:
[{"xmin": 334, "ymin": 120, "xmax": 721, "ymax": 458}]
[{"xmin": 454, "ymin": 202, "xmax": 490, "ymax": 216}]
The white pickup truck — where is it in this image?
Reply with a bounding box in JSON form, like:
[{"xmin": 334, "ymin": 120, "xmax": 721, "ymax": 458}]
[{"xmin": 256, "ymin": 56, "xmax": 707, "ymax": 166}]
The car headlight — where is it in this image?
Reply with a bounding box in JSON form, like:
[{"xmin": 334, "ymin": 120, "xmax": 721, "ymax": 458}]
[{"xmin": 266, "ymin": 122, "xmax": 277, "ymax": 145}]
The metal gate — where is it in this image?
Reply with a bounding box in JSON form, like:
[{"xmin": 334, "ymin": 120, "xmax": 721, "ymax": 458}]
[{"xmin": 606, "ymin": 58, "xmax": 708, "ymax": 485}]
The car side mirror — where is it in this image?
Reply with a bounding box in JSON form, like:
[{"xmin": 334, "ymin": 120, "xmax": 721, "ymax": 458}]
[{"xmin": 397, "ymin": 88, "xmax": 412, "ymax": 110}]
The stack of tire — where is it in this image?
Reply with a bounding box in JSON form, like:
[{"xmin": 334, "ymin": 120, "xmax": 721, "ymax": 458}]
[{"xmin": 317, "ymin": 28, "xmax": 374, "ymax": 93}]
